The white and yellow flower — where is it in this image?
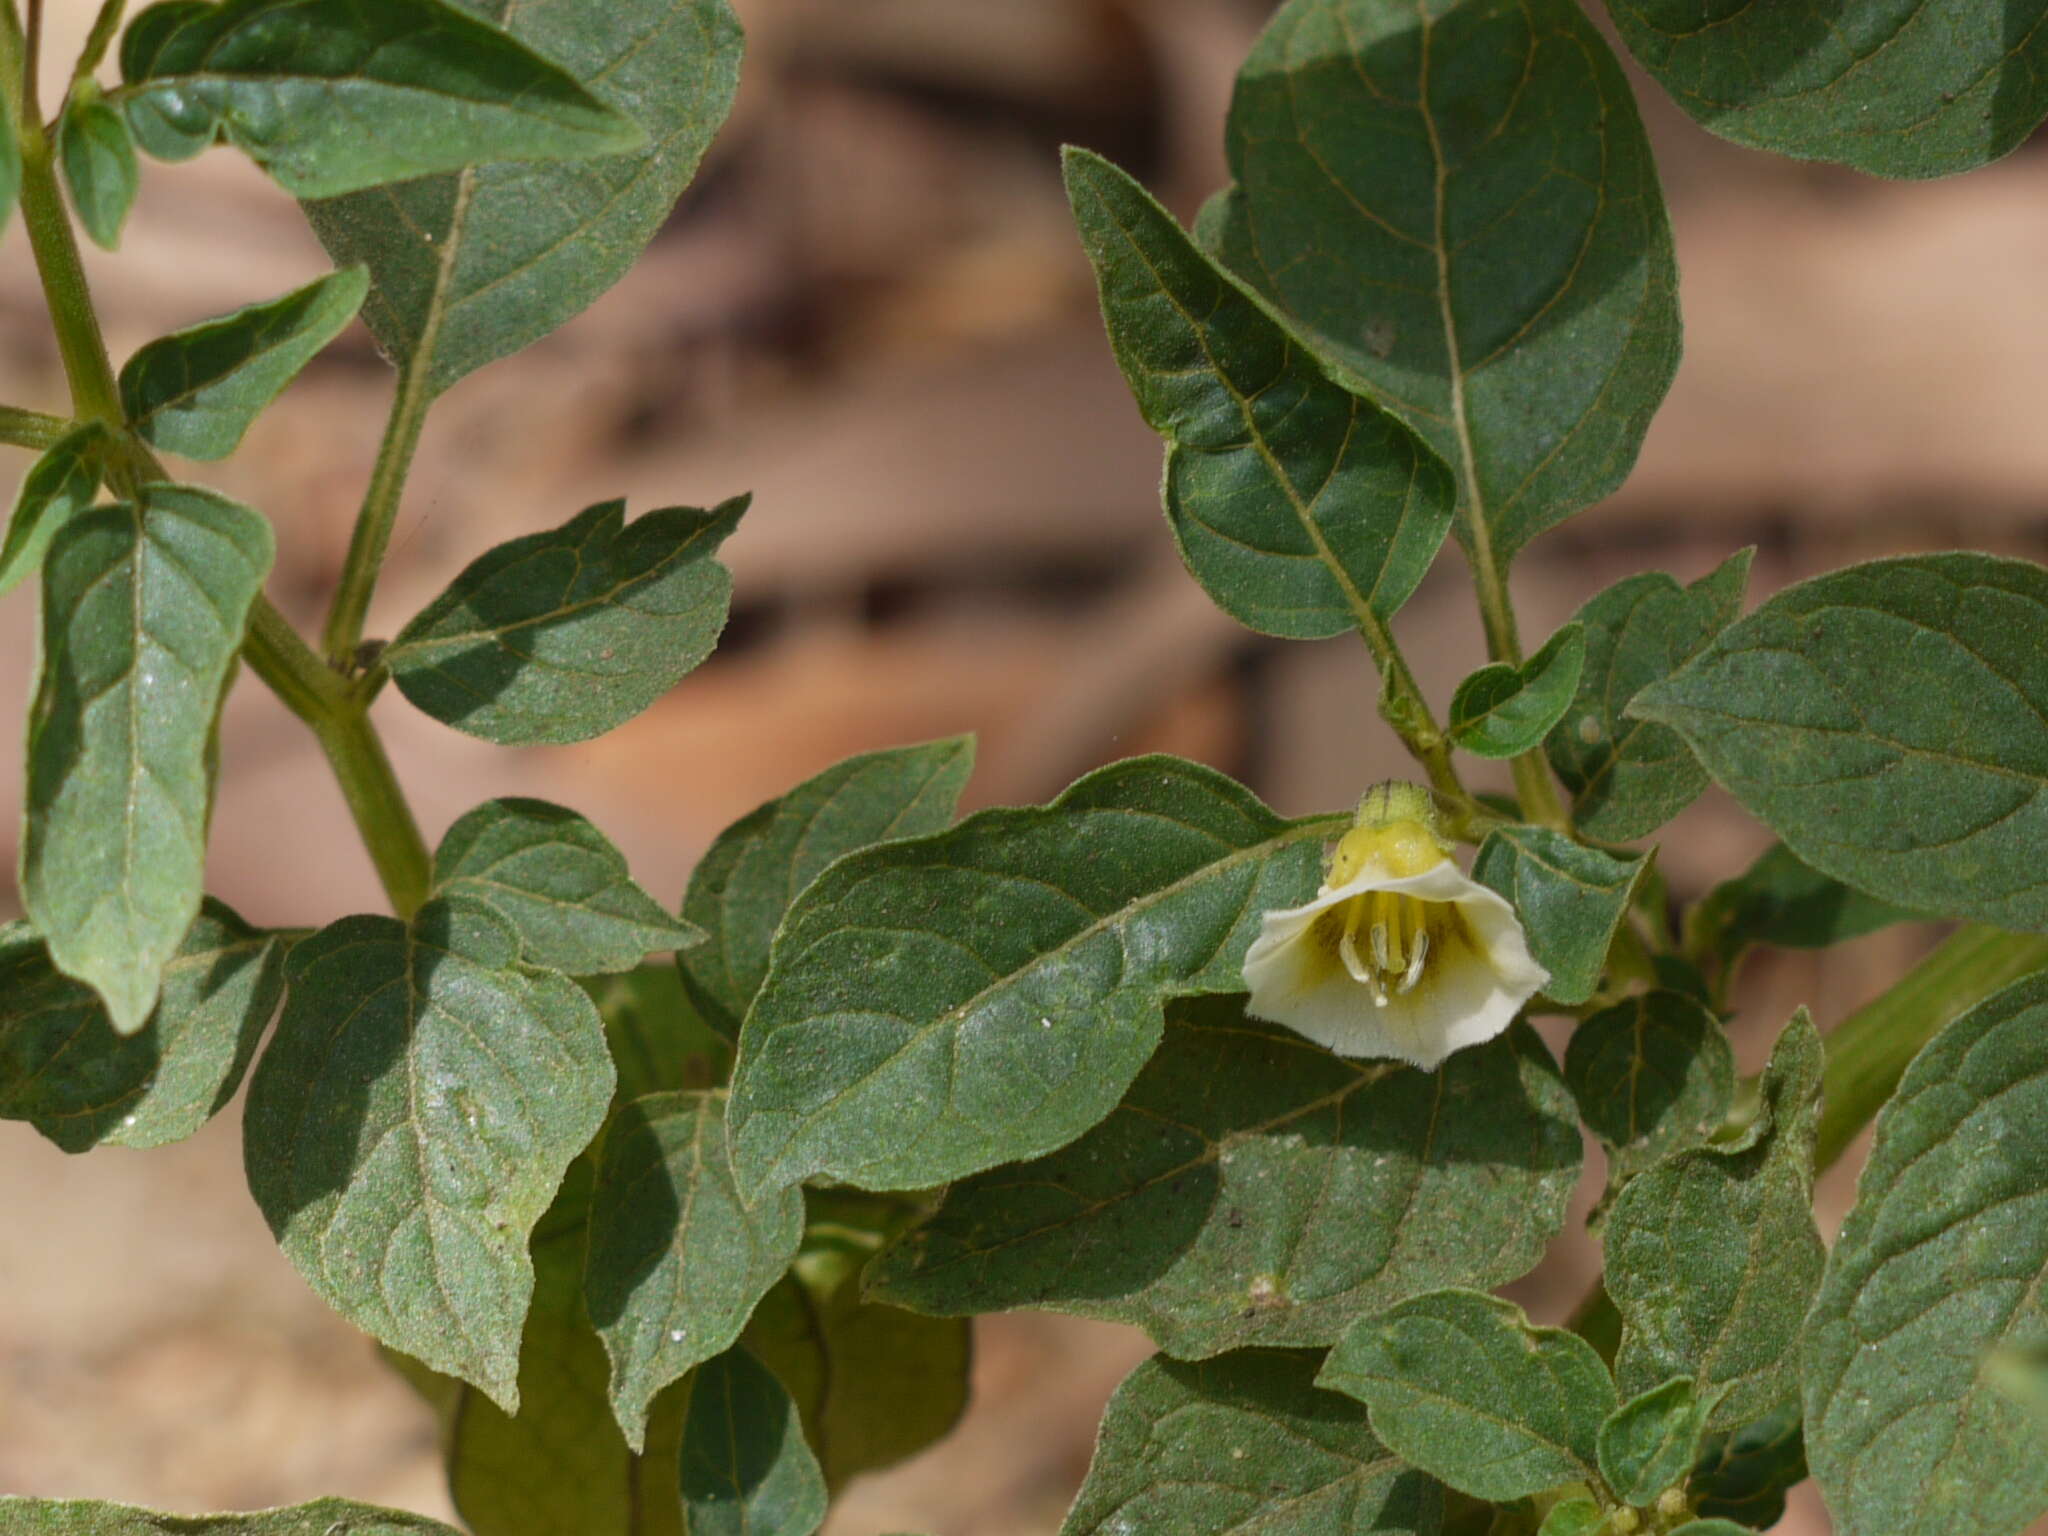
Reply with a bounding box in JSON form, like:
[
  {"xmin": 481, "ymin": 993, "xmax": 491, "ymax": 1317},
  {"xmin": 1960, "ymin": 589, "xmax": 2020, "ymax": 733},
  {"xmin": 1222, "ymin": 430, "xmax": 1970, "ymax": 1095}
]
[{"xmin": 1243, "ymin": 783, "xmax": 1548, "ymax": 1070}]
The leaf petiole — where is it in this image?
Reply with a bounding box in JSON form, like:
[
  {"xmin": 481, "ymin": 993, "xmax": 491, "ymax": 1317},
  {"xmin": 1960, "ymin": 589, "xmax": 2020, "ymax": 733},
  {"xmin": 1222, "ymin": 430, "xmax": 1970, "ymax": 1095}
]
[
  {"xmin": 322, "ymin": 359, "xmax": 431, "ymax": 667},
  {"xmin": 0, "ymin": 402, "xmax": 68, "ymax": 449}
]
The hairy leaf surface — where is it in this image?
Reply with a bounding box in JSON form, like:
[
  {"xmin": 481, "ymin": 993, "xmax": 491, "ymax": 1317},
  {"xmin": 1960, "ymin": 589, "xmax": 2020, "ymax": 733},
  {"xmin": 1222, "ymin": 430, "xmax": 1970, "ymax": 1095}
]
[
  {"xmin": 1471, "ymin": 826, "xmax": 1645, "ymax": 1007},
  {"xmin": 119, "ymin": 267, "xmax": 367, "ymax": 460},
  {"xmin": 679, "ymin": 1347, "xmax": 828, "ymax": 1536},
  {"xmin": 117, "ymin": 0, "xmax": 640, "ymax": 197},
  {"xmin": 244, "ymin": 898, "xmax": 613, "ymax": 1411},
  {"xmin": 1564, "ymin": 990, "xmax": 1734, "ymax": 1184},
  {"xmin": 681, "ymin": 737, "xmax": 975, "ymax": 1040},
  {"xmin": 1804, "ymin": 970, "xmax": 2048, "ymax": 1536},
  {"xmin": 1207, "ymin": 0, "xmax": 1680, "ymax": 561},
  {"xmin": 1608, "ymin": 1013, "xmax": 1824, "ymax": 1430},
  {"xmin": 1598, "ymin": 1377, "xmax": 1710, "ymax": 1507},
  {"xmin": 1632, "ymin": 554, "xmax": 2048, "ymax": 931},
  {"xmin": 0, "ymin": 901, "xmax": 285, "ymax": 1153},
  {"xmin": 727, "ymin": 756, "xmax": 1340, "ymax": 1198},
  {"xmin": 869, "ymin": 1000, "xmax": 1579, "ymax": 1356},
  {"xmin": 58, "ymin": 89, "xmax": 139, "ymax": 249},
  {"xmin": 1063, "ymin": 1350, "xmax": 1444, "ymax": 1536},
  {"xmin": 434, "ymin": 797, "xmax": 696, "ymax": 975},
  {"xmin": 1605, "ymin": 0, "xmax": 2048, "ymax": 178},
  {"xmin": 1545, "ymin": 551, "xmax": 1751, "ymax": 842},
  {"xmin": 23, "ymin": 482, "xmax": 273, "ymax": 1031},
  {"xmin": 585, "ymin": 1090, "xmax": 802, "ymax": 1449},
  {"xmin": 1320, "ymin": 1288, "xmax": 1616, "ymax": 1503},
  {"xmin": 304, "ymin": 0, "xmax": 742, "ymax": 395},
  {"xmin": 1065, "ymin": 146, "xmax": 1455, "ymax": 640},
  {"xmin": 0, "ymin": 422, "xmax": 108, "ymax": 598},
  {"xmin": 386, "ymin": 497, "xmax": 741, "ymax": 745},
  {"xmin": 1448, "ymin": 624, "xmax": 1585, "ymax": 760}
]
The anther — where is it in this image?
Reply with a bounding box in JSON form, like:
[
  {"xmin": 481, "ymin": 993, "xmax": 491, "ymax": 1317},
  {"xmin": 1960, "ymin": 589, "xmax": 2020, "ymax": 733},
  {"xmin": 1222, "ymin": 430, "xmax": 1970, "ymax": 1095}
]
[{"xmin": 1398, "ymin": 930, "xmax": 1429, "ymax": 994}]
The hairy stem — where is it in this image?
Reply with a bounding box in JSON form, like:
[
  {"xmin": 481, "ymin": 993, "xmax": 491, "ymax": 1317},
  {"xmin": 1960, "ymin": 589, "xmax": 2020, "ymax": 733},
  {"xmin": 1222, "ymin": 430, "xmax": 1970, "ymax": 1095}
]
[
  {"xmin": 7, "ymin": 28, "xmax": 432, "ymax": 917},
  {"xmin": 1366, "ymin": 617, "xmax": 1465, "ymax": 803},
  {"xmin": 1571, "ymin": 923, "xmax": 2048, "ymax": 1357},
  {"xmin": 0, "ymin": 402, "xmax": 69, "ymax": 449},
  {"xmin": 322, "ymin": 362, "xmax": 432, "ymax": 666},
  {"xmin": 72, "ymin": 0, "xmax": 123, "ymax": 82},
  {"xmin": 1811, "ymin": 923, "xmax": 2048, "ymax": 1169}
]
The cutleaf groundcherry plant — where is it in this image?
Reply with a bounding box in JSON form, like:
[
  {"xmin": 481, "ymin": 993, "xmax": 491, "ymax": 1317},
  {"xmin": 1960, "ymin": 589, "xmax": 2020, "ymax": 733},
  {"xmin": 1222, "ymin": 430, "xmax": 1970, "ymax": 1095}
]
[{"xmin": 1, "ymin": 0, "xmax": 2047, "ymax": 1533}]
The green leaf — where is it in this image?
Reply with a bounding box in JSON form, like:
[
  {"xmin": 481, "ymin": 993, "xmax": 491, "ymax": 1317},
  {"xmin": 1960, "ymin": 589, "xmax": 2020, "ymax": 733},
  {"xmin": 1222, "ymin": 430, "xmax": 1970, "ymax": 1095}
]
[
  {"xmin": 0, "ymin": 421, "xmax": 109, "ymax": 598},
  {"xmin": 745, "ymin": 1191, "xmax": 971, "ymax": 1490},
  {"xmin": 1471, "ymin": 827, "xmax": 1646, "ymax": 1007},
  {"xmin": 243, "ymin": 897, "xmax": 613, "ymax": 1411},
  {"xmin": 1607, "ymin": 1013, "xmax": 1823, "ymax": 1431},
  {"xmin": 584, "ymin": 964, "xmax": 733, "ymax": 1106},
  {"xmin": 1689, "ymin": 1401, "xmax": 1805, "ymax": 1530},
  {"xmin": 1667, "ymin": 1524, "xmax": 1753, "ymax": 1536},
  {"xmin": 585, "ymin": 1090, "xmax": 802, "ymax": 1450},
  {"xmin": 1319, "ymin": 1288, "xmax": 1617, "ymax": 1503},
  {"xmin": 22, "ymin": 482, "xmax": 274, "ymax": 1031},
  {"xmin": 1633, "ymin": 554, "xmax": 2048, "ymax": 931},
  {"xmin": 385, "ymin": 496, "xmax": 742, "ymax": 746},
  {"xmin": 1535, "ymin": 1499, "xmax": 1603, "ymax": 1536},
  {"xmin": 118, "ymin": 266, "xmax": 367, "ymax": 461},
  {"xmin": 433, "ymin": 797, "xmax": 697, "ymax": 975},
  {"xmin": 304, "ymin": 0, "xmax": 742, "ymax": 397},
  {"xmin": 679, "ymin": 1347, "xmax": 828, "ymax": 1536},
  {"xmin": 1688, "ymin": 842, "xmax": 1919, "ymax": 974},
  {"xmin": 58, "ymin": 87, "xmax": 139, "ymax": 250},
  {"xmin": 1064, "ymin": 145, "xmax": 1456, "ymax": 641},
  {"xmin": 115, "ymin": 0, "xmax": 643, "ymax": 198},
  {"xmin": 0, "ymin": 899, "xmax": 285, "ymax": 1153},
  {"xmin": 1803, "ymin": 969, "xmax": 2048, "ymax": 1536},
  {"xmin": 1061, "ymin": 1349, "xmax": 1444, "ymax": 1536},
  {"xmin": 0, "ymin": 89, "xmax": 19, "ymax": 234},
  {"xmin": 0, "ymin": 1497, "xmax": 462, "ymax": 1534},
  {"xmin": 869, "ymin": 998, "xmax": 1580, "ymax": 1356},
  {"xmin": 1564, "ymin": 990, "xmax": 1734, "ymax": 1184},
  {"xmin": 396, "ymin": 1160, "xmax": 691, "ymax": 1536},
  {"xmin": 1606, "ymin": 0, "xmax": 2048, "ymax": 178},
  {"xmin": 727, "ymin": 755, "xmax": 1339, "ymax": 1198},
  {"xmin": 1450, "ymin": 625, "xmax": 1587, "ymax": 760},
  {"xmin": 1205, "ymin": 0, "xmax": 1680, "ymax": 562},
  {"xmin": 1598, "ymin": 1377, "xmax": 1711, "ymax": 1507},
  {"xmin": 1544, "ymin": 552, "xmax": 1753, "ymax": 842},
  {"xmin": 680, "ymin": 736, "xmax": 975, "ymax": 1040}
]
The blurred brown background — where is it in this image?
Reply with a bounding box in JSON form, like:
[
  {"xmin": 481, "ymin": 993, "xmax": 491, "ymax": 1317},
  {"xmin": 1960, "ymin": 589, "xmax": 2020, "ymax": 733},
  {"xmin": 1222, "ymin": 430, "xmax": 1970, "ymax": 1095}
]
[{"xmin": 5, "ymin": 0, "xmax": 2048, "ymax": 1530}]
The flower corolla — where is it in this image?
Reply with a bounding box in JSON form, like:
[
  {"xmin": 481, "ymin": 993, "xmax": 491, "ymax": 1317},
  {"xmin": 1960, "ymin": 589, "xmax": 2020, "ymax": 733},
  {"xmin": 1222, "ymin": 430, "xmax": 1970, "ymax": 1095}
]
[{"xmin": 1242, "ymin": 784, "xmax": 1548, "ymax": 1070}]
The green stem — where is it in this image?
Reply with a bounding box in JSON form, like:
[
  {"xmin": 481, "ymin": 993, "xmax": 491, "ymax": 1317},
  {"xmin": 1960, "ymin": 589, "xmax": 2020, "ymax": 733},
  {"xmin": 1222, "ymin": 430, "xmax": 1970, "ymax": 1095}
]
[
  {"xmin": 1812, "ymin": 923, "xmax": 2048, "ymax": 1170},
  {"xmin": 5, "ymin": 17, "xmax": 432, "ymax": 918},
  {"xmin": 19, "ymin": 0, "xmax": 39, "ymax": 121},
  {"xmin": 1571, "ymin": 923, "xmax": 2048, "ymax": 1358},
  {"xmin": 14, "ymin": 146, "xmax": 122, "ymax": 428},
  {"xmin": 72, "ymin": 0, "xmax": 124, "ymax": 83},
  {"xmin": 244, "ymin": 599, "xmax": 432, "ymax": 917},
  {"xmin": 322, "ymin": 362, "xmax": 432, "ymax": 666},
  {"xmin": 1367, "ymin": 622, "xmax": 1465, "ymax": 803},
  {"xmin": 0, "ymin": 403, "xmax": 69, "ymax": 449}
]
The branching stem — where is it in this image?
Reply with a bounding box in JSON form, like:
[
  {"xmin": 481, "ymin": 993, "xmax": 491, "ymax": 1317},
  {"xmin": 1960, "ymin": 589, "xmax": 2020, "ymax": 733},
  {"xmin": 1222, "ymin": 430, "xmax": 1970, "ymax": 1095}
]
[{"xmin": 7, "ymin": 19, "xmax": 432, "ymax": 917}]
